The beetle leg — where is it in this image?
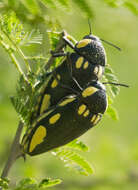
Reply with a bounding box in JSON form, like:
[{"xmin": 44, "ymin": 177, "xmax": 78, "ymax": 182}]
[
  {"xmin": 52, "ymin": 69, "xmax": 79, "ymax": 95},
  {"xmin": 62, "ymin": 35, "xmax": 75, "ymax": 50},
  {"xmin": 66, "ymin": 54, "xmax": 83, "ymax": 91},
  {"xmin": 51, "ymin": 50, "xmax": 68, "ymax": 57}
]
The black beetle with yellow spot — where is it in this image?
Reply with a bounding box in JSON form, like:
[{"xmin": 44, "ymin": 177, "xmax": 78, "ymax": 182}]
[
  {"xmin": 33, "ymin": 51, "xmax": 104, "ymax": 118},
  {"xmin": 31, "ymin": 27, "xmax": 122, "ymax": 120},
  {"xmin": 21, "ymin": 26, "xmax": 125, "ymax": 156},
  {"xmin": 32, "ymin": 28, "xmax": 109, "ymax": 118},
  {"xmin": 22, "ymin": 81, "xmax": 107, "ymax": 156},
  {"xmin": 67, "ymin": 35, "xmax": 106, "ymax": 66}
]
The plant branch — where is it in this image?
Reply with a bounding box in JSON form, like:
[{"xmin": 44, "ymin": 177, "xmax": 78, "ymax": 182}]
[
  {"xmin": 1, "ymin": 121, "xmax": 24, "ymax": 179},
  {"xmin": 0, "ymin": 28, "xmax": 31, "ymax": 72},
  {"xmin": 0, "ymin": 39, "xmax": 30, "ymax": 84}
]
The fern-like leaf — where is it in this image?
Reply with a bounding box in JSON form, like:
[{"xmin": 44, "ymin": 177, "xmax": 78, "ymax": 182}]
[
  {"xmin": 19, "ymin": 29, "xmax": 43, "ymax": 46},
  {"xmin": 72, "ymin": 0, "xmax": 94, "ymax": 18},
  {"xmin": 47, "ymin": 30, "xmax": 61, "ymax": 50},
  {"xmin": 52, "ymin": 148, "xmax": 93, "ymax": 176},
  {"xmin": 14, "ymin": 178, "xmax": 37, "ymax": 190},
  {"xmin": 104, "ymin": 65, "xmax": 120, "ymax": 98},
  {"xmin": 13, "ymin": 177, "xmax": 62, "ymax": 190},
  {"xmin": 57, "ymin": 0, "xmax": 69, "ymax": 7},
  {"xmin": 0, "ymin": 178, "xmax": 9, "ymax": 189},
  {"xmin": 65, "ymin": 139, "xmax": 89, "ymax": 152},
  {"xmin": 40, "ymin": 0, "xmax": 57, "ymax": 9},
  {"xmin": 105, "ymin": 96, "xmax": 118, "ymax": 120},
  {"xmin": 124, "ymin": 1, "xmax": 138, "ymax": 15},
  {"xmin": 20, "ymin": 0, "xmax": 40, "ymax": 15},
  {"xmin": 39, "ymin": 178, "xmax": 62, "ymax": 188},
  {"xmin": 106, "ymin": 104, "xmax": 119, "ymax": 120}
]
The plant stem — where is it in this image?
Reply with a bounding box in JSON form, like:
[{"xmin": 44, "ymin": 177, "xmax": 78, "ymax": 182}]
[
  {"xmin": 0, "ymin": 39, "xmax": 30, "ymax": 84},
  {"xmin": 1, "ymin": 121, "xmax": 24, "ymax": 179},
  {"xmin": 1, "ymin": 28, "xmax": 31, "ymax": 72}
]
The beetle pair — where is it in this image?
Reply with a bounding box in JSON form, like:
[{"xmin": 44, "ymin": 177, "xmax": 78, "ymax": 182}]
[{"xmin": 21, "ymin": 27, "xmax": 123, "ymax": 156}]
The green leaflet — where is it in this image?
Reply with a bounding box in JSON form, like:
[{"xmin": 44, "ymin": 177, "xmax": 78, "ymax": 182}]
[
  {"xmin": 20, "ymin": 0, "xmax": 40, "ymax": 15},
  {"xmin": 72, "ymin": 0, "xmax": 94, "ymax": 18},
  {"xmin": 47, "ymin": 30, "xmax": 61, "ymax": 50},
  {"xmin": 105, "ymin": 65, "xmax": 120, "ymax": 98},
  {"xmin": 124, "ymin": 1, "xmax": 138, "ymax": 15},
  {"xmin": 39, "ymin": 178, "xmax": 62, "ymax": 188},
  {"xmin": 19, "ymin": 29, "xmax": 43, "ymax": 46},
  {"xmin": 40, "ymin": 0, "xmax": 56, "ymax": 9},
  {"xmin": 106, "ymin": 105, "xmax": 119, "ymax": 121},
  {"xmin": 65, "ymin": 139, "xmax": 89, "ymax": 152},
  {"xmin": 104, "ymin": 0, "xmax": 138, "ymax": 15},
  {"xmin": 52, "ymin": 149, "xmax": 93, "ymax": 176},
  {"xmin": 57, "ymin": 0, "xmax": 69, "ymax": 7},
  {"xmin": 0, "ymin": 178, "xmax": 9, "ymax": 189},
  {"xmin": 13, "ymin": 178, "xmax": 62, "ymax": 190},
  {"xmin": 104, "ymin": 0, "xmax": 119, "ymax": 8},
  {"xmin": 14, "ymin": 178, "xmax": 37, "ymax": 190}
]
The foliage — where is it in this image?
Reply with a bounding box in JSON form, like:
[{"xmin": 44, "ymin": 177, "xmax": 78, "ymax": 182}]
[
  {"xmin": 52, "ymin": 148, "xmax": 93, "ymax": 176},
  {"xmin": 104, "ymin": 0, "xmax": 138, "ymax": 15},
  {"xmin": 0, "ymin": 0, "xmax": 137, "ymax": 189},
  {"xmin": 52, "ymin": 139, "xmax": 92, "ymax": 176},
  {"xmin": 0, "ymin": 177, "xmax": 62, "ymax": 190},
  {"xmin": 0, "ymin": 10, "xmax": 121, "ymax": 189},
  {"xmin": 0, "ymin": 0, "xmax": 94, "ymax": 25},
  {"xmin": 0, "ymin": 178, "xmax": 9, "ymax": 189},
  {"xmin": 0, "ymin": 0, "xmax": 137, "ymax": 27}
]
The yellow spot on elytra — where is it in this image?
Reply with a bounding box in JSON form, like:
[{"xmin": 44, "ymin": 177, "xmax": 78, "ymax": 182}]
[
  {"xmin": 78, "ymin": 104, "xmax": 86, "ymax": 115},
  {"xmin": 93, "ymin": 115, "xmax": 101, "ymax": 125},
  {"xmin": 82, "ymin": 86, "xmax": 98, "ymax": 97},
  {"xmin": 36, "ymin": 109, "xmax": 54, "ymax": 124},
  {"xmin": 29, "ymin": 125, "xmax": 46, "ymax": 152},
  {"xmin": 83, "ymin": 61, "xmax": 89, "ymax": 69},
  {"xmin": 22, "ymin": 127, "xmax": 33, "ymax": 147},
  {"xmin": 34, "ymin": 96, "xmax": 42, "ymax": 112},
  {"xmin": 22, "ymin": 134, "xmax": 28, "ymax": 146},
  {"xmin": 40, "ymin": 94, "xmax": 51, "ymax": 114},
  {"xmin": 97, "ymin": 66, "xmax": 103, "ymax": 79},
  {"xmin": 35, "ymin": 104, "xmax": 39, "ymax": 112},
  {"xmin": 105, "ymin": 97, "xmax": 108, "ymax": 112},
  {"xmin": 23, "ymin": 142, "xmax": 28, "ymax": 152},
  {"xmin": 91, "ymin": 115, "xmax": 101, "ymax": 125},
  {"xmin": 59, "ymin": 97, "xmax": 76, "ymax": 106},
  {"xmin": 51, "ymin": 75, "xmax": 61, "ymax": 88},
  {"xmin": 94, "ymin": 66, "xmax": 99, "ymax": 74},
  {"xmin": 76, "ymin": 39, "xmax": 91, "ymax": 48},
  {"xmin": 75, "ymin": 57, "xmax": 84, "ymax": 69},
  {"xmin": 83, "ymin": 109, "xmax": 90, "ymax": 117},
  {"xmin": 91, "ymin": 115, "xmax": 97, "ymax": 123},
  {"xmin": 49, "ymin": 113, "xmax": 61, "ymax": 124}
]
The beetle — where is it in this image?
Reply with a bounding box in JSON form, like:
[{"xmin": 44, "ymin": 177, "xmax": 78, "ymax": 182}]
[
  {"xmin": 22, "ymin": 81, "xmax": 108, "ymax": 156},
  {"xmin": 22, "ymin": 26, "xmax": 126, "ymax": 156},
  {"xmin": 32, "ymin": 29, "xmax": 109, "ymax": 119}
]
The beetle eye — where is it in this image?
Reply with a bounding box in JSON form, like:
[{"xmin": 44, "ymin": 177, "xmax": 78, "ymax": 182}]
[{"xmin": 83, "ymin": 34, "xmax": 99, "ymax": 41}]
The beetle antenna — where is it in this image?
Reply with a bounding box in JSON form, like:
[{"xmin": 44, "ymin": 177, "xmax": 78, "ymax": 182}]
[
  {"xmin": 100, "ymin": 38, "xmax": 121, "ymax": 51},
  {"xmin": 88, "ymin": 19, "xmax": 92, "ymax": 35},
  {"xmin": 87, "ymin": 21, "xmax": 121, "ymax": 51},
  {"xmin": 103, "ymin": 82, "xmax": 129, "ymax": 88}
]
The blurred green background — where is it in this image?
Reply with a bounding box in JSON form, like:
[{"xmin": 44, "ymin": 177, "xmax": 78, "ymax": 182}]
[{"xmin": 0, "ymin": 0, "xmax": 138, "ymax": 189}]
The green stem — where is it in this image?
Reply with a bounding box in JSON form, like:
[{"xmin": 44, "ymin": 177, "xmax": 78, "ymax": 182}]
[
  {"xmin": 0, "ymin": 39, "xmax": 30, "ymax": 84},
  {"xmin": 16, "ymin": 48, "xmax": 31, "ymax": 72},
  {"xmin": 0, "ymin": 28, "xmax": 31, "ymax": 72},
  {"xmin": 1, "ymin": 121, "xmax": 24, "ymax": 179},
  {"xmin": 10, "ymin": 53, "xmax": 29, "ymax": 83}
]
